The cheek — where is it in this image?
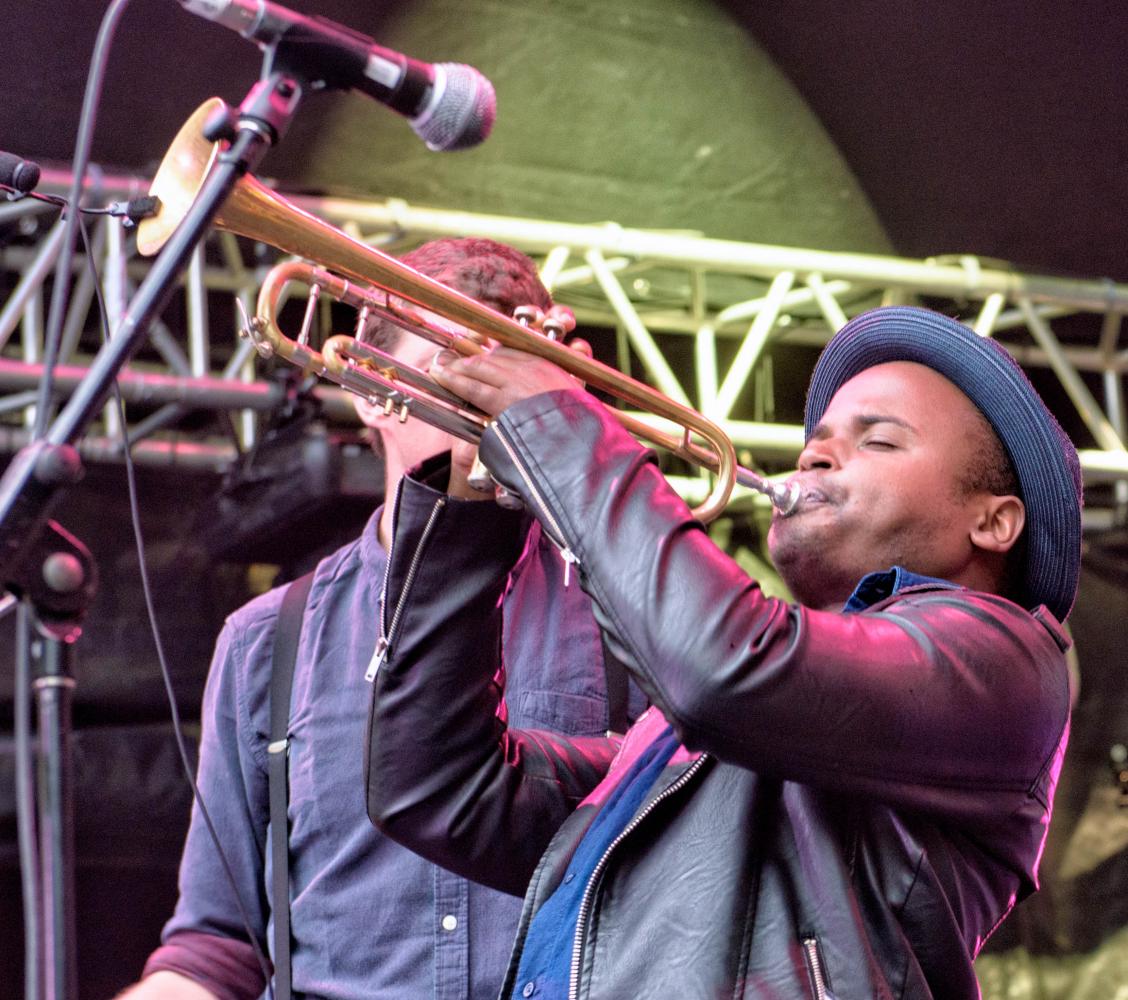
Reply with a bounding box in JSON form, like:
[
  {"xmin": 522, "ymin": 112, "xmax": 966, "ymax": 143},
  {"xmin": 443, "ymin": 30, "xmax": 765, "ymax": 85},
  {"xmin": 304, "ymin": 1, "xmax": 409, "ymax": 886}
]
[
  {"xmin": 861, "ymin": 478, "xmax": 972, "ymax": 565},
  {"xmin": 766, "ymin": 518, "xmax": 784, "ymax": 552},
  {"xmin": 887, "ymin": 471, "xmax": 963, "ymax": 528},
  {"xmin": 395, "ymin": 336, "xmax": 442, "ymax": 371},
  {"xmin": 850, "ymin": 461, "xmax": 939, "ymax": 525},
  {"xmin": 393, "ymin": 417, "xmax": 453, "ymax": 460}
]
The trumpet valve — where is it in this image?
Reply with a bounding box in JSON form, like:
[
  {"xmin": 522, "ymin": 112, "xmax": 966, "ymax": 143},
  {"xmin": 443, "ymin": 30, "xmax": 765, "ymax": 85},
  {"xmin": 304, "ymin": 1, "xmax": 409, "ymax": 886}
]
[
  {"xmin": 513, "ymin": 305, "xmax": 545, "ymax": 329},
  {"xmin": 541, "ymin": 319, "xmax": 565, "ymax": 342},
  {"xmin": 543, "ymin": 305, "xmax": 576, "ymax": 342}
]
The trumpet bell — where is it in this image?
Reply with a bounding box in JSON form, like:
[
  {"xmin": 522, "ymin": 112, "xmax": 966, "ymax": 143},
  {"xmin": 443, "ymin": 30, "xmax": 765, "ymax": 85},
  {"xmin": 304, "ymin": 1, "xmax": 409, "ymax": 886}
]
[
  {"xmin": 136, "ymin": 99, "xmax": 225, "ymax": 256},
  {"xmin": 138, "ymin": 97, "xmax": 331, "ymax": 266}
]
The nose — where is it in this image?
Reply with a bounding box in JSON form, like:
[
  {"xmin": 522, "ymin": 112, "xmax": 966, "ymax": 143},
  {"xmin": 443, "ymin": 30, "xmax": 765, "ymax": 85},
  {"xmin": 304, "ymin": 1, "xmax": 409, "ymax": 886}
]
[{"xmin": 797, "ymin": 433, "xmax": 840, "ymax": 472}]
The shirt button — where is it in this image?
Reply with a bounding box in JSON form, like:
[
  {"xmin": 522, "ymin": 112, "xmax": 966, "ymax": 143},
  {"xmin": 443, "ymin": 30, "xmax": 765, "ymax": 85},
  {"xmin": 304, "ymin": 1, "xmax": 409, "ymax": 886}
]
[
  {"xmin": 441, "ymin": 914, "xmax": 458, "ymax": 931},
  {"xmin": 522, "ymin": 983, "xmax": 536, "ymax": 998}
]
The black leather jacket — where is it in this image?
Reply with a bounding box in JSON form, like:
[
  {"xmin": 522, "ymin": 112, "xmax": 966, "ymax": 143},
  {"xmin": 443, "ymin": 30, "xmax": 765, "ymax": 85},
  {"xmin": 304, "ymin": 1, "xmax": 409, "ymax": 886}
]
[{"xmin": 367, "ymin": 390, "xmax": 1072, "ymax": 999}]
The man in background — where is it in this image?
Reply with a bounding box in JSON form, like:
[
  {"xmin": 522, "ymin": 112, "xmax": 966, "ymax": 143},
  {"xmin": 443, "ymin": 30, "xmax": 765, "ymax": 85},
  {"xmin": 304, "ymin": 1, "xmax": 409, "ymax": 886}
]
[{"xmin": 120, "ymin": 238, "xmax": 639, "ymax": 999}]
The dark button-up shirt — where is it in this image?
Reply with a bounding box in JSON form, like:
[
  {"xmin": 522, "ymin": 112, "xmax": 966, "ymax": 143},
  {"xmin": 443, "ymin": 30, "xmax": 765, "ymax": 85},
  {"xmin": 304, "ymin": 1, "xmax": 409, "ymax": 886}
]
[{"xmin": 145, "ymin": 507, "xmax": 622, "ymax": 1000}]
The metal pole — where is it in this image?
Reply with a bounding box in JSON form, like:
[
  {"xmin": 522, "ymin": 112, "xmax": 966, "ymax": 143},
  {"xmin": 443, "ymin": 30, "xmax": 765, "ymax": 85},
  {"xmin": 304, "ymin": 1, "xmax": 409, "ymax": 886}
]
[
  {"xmin": 32, "ymin": 627, "xmax": 78, "ymax": 1000},
  {"xmin": 0, "ymin": 219, "xmax": 67, "ymax": 350}
]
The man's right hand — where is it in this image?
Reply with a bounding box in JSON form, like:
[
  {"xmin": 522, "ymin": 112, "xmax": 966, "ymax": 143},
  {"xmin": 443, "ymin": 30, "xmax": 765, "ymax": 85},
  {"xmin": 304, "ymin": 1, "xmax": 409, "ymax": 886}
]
[
  {"xmin": 441, "ymin": 338, "xmax": 594, "ymax": 501},
  {"xmin": 114, "ymin": 971, "xmax": 218, "ymax": 1000}
]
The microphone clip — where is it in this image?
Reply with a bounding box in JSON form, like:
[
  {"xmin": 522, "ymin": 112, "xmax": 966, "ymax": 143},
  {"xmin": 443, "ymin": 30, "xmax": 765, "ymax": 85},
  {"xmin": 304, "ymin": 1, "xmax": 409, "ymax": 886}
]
[{"xmin": 105, "ymin": 196, "xmax": 163, "ymax": 229}]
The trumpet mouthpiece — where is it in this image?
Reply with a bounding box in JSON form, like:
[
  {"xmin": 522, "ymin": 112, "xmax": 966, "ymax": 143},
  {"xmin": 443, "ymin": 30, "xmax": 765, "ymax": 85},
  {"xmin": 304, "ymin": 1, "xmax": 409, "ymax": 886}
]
[{"xmin": 770, "ymin": 480, "xmax": 802, "ymax": 517}]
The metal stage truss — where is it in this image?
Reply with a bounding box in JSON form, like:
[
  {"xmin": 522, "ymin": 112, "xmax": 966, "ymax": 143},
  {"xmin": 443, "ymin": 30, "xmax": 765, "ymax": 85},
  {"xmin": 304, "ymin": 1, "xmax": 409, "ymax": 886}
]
[{"xmin": 2, "ymin": 166, "xmax": 1126, "ymax": 526}]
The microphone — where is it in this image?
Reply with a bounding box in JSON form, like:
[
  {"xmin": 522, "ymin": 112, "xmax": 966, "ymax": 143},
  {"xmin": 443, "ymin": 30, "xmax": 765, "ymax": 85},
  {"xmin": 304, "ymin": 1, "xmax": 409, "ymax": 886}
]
[
  {"xmin": 0, "ymin": 152, "xmax": 41, "ymax": 194},
  {"xmin": 178, "ymin": 0, "xmax": 495, "ymax": 151}
]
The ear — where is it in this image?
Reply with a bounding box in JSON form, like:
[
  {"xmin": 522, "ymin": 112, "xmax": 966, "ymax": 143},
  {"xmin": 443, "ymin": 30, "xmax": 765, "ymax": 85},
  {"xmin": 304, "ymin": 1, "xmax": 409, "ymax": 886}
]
[
  {"xmin": 353, "ymin": 393, "xmax": 385, "ymax": 429},
  {"xmin": 969, "ymin": 494, "xmax": 1026, "ymax": 555}
]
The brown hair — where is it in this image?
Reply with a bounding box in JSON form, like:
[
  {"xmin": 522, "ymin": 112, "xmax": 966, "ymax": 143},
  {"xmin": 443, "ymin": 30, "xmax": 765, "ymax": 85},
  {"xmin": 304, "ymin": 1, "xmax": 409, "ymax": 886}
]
[{"xmin": 359, "ymin": 237, "xmax": 552, "ymax": 350}]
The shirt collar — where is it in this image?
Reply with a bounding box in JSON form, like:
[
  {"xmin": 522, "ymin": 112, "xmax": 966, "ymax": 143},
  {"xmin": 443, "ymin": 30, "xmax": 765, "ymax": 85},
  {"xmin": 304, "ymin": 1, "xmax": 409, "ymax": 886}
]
[
  {"xmin": 358, "ymin": 503, "xmax": 388, "ymax": 568},
  {"xmin": 842, "ymin": 565, "xmax": 960, "ymax": 613}
]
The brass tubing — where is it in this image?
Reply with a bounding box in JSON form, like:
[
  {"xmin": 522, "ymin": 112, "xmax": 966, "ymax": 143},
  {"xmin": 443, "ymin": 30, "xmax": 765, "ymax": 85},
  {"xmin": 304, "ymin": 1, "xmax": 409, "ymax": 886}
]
[{"xmin": 139, "ymin": 99, "xmax": 809, "ymax": 520}]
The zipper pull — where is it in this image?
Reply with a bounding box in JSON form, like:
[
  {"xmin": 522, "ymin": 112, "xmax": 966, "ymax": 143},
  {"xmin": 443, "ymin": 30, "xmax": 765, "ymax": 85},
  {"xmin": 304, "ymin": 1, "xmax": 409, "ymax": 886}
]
[
  {"xmin": 365, "ymin": 635, "xmax": 389, "ymax": 683},
  {"xmin": 561, "ymin": 547, "xmax": 579, "ymax": 588}
]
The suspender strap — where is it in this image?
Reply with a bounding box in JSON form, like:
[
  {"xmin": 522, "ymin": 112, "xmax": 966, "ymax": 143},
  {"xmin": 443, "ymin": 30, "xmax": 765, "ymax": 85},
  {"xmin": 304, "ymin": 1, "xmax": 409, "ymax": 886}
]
[
  {"xmin": 600, "ymin": 634, "xmax": 631, "ymax": 735},
  {"xmin": 267, "ymin": 570, "xmax": 315, "ymax": 1000}
]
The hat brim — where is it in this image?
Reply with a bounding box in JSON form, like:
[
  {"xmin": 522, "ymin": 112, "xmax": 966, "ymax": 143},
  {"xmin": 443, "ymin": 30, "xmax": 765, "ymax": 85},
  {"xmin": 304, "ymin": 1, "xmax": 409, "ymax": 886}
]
[{"xmin": 804, "ymin": 306, "xmax": 1082, "ymax": 621}]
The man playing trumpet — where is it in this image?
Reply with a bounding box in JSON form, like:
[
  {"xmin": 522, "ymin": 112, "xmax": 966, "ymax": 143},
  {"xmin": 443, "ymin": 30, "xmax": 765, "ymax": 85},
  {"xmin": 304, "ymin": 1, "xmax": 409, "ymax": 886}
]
[{"xmin": 366, "ymin": 306, "xmax": 1079, "ymax": 998}]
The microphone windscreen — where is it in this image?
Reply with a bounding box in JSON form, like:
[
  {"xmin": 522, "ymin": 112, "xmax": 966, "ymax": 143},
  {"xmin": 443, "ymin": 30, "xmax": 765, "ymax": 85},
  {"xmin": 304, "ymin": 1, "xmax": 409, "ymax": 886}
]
[
  {"xmin": 410, "ymin": 63, "xmax": 496, "ymax": 152},
  {"xmin": 0, "ymin": 152, "xmax": 41, "ymax": 194}
]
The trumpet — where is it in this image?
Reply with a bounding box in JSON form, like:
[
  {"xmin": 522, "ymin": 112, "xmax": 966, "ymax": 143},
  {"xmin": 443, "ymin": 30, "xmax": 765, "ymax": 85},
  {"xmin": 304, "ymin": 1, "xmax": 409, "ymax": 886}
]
[{"xmin": 137, "ymin": 98, "xmax": 799, "ymax": 522}]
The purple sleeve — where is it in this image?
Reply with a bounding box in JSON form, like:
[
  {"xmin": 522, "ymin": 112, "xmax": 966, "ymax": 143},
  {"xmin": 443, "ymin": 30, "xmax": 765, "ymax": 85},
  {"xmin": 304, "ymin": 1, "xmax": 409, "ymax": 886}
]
[
  {"xmin": 142, "ymin": 931, "xmax": 268, "ymax": 1000},
  {"xmin": 142, "ymin": 601, "xmax": 281, "ymax": 995}
]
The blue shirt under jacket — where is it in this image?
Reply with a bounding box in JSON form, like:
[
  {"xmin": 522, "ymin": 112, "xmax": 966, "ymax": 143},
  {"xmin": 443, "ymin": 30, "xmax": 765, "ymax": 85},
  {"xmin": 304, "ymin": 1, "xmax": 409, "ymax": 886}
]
[{"xmin": 508, "ymin": 565, "xmax": 958, "ymax": 1000}]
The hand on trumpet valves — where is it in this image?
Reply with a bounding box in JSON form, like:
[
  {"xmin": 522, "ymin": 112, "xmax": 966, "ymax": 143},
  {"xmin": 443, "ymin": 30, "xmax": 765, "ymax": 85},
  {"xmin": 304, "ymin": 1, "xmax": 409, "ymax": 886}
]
[
  {"xmin": 429, "ymin": 340, "xmax": 593, "ymax": 418},
  {"xmin": 436, "ymin": 339, "xmax": 591, "ymax": 501}
]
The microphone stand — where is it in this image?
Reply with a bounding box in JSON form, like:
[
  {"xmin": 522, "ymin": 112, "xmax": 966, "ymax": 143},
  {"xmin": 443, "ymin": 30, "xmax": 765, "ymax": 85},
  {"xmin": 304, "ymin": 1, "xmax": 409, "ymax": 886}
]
[
  {"xmin": 0, "ymin": 67, "xmax": 306, "ymax": 998},
  {"xmin": 16, "ymin": 522, "xmax": 97, "ymax": 1000}
]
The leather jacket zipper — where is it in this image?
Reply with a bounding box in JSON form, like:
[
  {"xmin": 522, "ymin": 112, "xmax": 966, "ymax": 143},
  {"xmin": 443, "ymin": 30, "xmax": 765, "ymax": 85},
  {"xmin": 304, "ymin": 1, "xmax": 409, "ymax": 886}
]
[
  {"xmin": 567, "ymin": 754, "xmax": 709, "ymax": 1000},
  {"xmin": 489, "ymin": 422, "xmax": 580, "ymax": 586},
  {"xmin": 366, "ymin": 492, "xmax": 447, "ymax": 682},
  {"xmin": 803, "ymin": 937, "xmax": 830, "ymax": 1000}
]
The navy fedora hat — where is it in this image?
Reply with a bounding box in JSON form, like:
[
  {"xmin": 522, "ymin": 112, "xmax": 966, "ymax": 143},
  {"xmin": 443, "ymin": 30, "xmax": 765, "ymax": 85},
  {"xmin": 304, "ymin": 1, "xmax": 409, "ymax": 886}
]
[{"xmin": 804, "ymin": 305, "xmax": 1083, "ymax": 621}]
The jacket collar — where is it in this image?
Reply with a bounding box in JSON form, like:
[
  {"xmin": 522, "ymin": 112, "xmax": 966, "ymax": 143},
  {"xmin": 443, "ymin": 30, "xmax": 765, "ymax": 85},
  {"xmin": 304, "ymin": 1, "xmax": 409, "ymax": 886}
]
[{"xmin": 841, "ymin": 565, "xmax": 960, "ymax": 613}]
